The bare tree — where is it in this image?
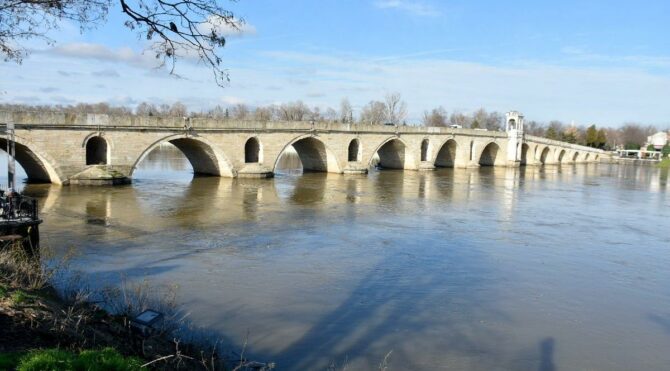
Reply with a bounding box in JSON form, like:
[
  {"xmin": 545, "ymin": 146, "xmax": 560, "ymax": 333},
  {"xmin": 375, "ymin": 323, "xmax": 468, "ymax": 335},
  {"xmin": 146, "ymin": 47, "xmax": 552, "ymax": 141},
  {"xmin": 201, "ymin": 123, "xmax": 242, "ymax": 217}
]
[
  {"xmin": 230, "ymin": 103, "xmax": 249, "ymax": 120},
  {"xmin": 169, "ymin": 101, "xmax": 188, "ymax": 116},
  {"xmin": 1, "ymin": 0, "xmax": 243, "ymax": 86},
  {"xmin": 324, "ymin": 107, "xmax": 338, "ymax": 122},
  {"xmin": 384, "ymin": 92, "xmax": 407, "ymax": 124},
  {"xmin": 360, "ymin": 100, "xmax": 387, "ymax": 125},
  {"xmin": 135, "ymin": 101, "xmax": 158, "ymax": 116},
  {"xmin": 449, "ymin": 111, "xmax": 471, "ymax": 128},
  {"xmin": 278, "ymin": 101, "xmax": 309, "ymax": 121},
  {"xmin": 253, "ymin": 105, "xmax": 274, "ymax": 122},
  {"xmin": 339, "ymin": 98, "xmax": 353, "ymax": 123},
  {"xmin": 423, "ymin": 107, "xmax": 448, "ymax": 127}
]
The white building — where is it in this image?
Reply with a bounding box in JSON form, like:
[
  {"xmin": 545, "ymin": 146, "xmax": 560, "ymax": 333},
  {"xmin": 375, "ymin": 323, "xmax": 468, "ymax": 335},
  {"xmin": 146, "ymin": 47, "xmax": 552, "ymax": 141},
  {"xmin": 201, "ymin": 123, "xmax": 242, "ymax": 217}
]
[{"xmin": 646, "ymin": 131, "xmax": 669, "ymax": 150}]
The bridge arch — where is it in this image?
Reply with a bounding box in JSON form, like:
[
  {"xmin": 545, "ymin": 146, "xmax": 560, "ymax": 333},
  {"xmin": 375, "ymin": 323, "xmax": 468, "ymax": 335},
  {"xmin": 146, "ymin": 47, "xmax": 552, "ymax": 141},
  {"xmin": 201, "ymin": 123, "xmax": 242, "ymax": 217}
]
[
  {"xmin": 572, "ymin": 152, "xmax": 580, "ymax": 162},
  {"xmin": 131, "ymin": 134, "xmax": 234, "ymax": 178},
  {"xmin": 434, "ymin": 138, "xmax": 457, "ymax": 167},
  {"xmin": 420, "ymin": 138, "xmax": 430, "ymax": 162},
  {"xmin": 0, "ymin": 135, "xmax": 62, "ymax": 184},
  {"xmin": 520, "ymin": 143, "xmax": 530, "ymax": 165},
  {"xmin": 594, "ymin": 154, "xmax": 599, "ymax": 162},
  {"xmin": 85, "ymin": 135, "xmax": 109, "ymax": 165},
  {"xmin": 539, "ymin": 146, "xmax": 551, "ymax": 164},
  {"xmin": 348, "ymin": 139, "xmax": 361, "ymax": 162},
  {"xmin": 478, "ymin": 141, "xmax": 502, "ymax": 166},
  {"xmin": 556, "ymin": 149, "xmax": 566, "ymax": 163},
  {"xmin": 244, "ymin": 137, "xmax": 262, "ymax": 163},
  {"xmin": 584, "ymin": 153, "xmax": 591, "ymax": 162},
  {"xmin": 370, "ymin": 137, "xmax": 411, "ymax": 170},
  {"xmin": 274, "ymin": 135, "xmax": 342, "ymax": 173}
]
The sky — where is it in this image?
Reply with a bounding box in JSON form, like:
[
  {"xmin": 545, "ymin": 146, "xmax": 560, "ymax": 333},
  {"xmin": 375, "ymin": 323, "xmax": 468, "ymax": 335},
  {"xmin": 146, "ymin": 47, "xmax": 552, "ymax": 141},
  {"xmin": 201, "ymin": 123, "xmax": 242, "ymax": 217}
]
[{"xmin": 1, "ymin": 0, "xmax": 669, "ymax": 126}]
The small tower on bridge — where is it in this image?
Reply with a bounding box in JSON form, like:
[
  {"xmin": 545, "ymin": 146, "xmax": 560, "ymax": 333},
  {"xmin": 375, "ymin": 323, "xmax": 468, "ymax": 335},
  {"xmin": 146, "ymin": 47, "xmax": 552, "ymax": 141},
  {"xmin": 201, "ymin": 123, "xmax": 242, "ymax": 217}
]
[{"xmin": 506, "ymin": 111, "xmax": 524, "ymax": 166}]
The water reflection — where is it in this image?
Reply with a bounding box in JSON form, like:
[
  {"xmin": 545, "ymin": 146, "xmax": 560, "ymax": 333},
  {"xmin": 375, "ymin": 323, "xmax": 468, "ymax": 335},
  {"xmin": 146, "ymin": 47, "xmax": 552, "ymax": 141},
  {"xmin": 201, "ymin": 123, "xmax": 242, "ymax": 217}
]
[{"xmin": 3, "ymin": 148, "xmax": 670, "ymax": 370}]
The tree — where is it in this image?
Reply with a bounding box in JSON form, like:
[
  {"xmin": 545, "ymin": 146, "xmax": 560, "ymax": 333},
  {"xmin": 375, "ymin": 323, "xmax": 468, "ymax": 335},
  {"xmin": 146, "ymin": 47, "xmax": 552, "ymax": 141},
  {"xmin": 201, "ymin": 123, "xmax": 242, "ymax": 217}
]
[
  {"xmin": 546, "ymin": 121, "xmax": 564, "ymax": 140},
  {"xmin": 384, "ymin": 92, "xmax": 407, "ymax": 124},
  {"xmin": 339, "ymin": 99, "xmax": 353, "ymax": 124},
  {"xmin": 596, "ymin": 129, "xmax": 607, "ymax": 149},
  {"xmin": 585, "ymin": 125, "xmax": 598, "ymax": 147},
  {"xmin": 168, "ymin": 102, "xmax": 188, "ymax": 117},
  {"xmin": 449, "ymin": 112, "xmax": 471, "ymax": 128},
  {"xmin": 324, "ymin": 107, "xmax": 338, "ymax": 122},
  {"xmin": 278, "ymin": 101, "xmax": 309, "ymax": 121},
  {"xmin": 562, "ymin": 126, "xmax": 578, "ymax": 144},
  {"xmin": 360, "ymin": 101, "xmax": 387, "ymax": 125},
  {"xmin": 253, "ymin": 106, "xmax": 274, "ymax": 122},
  {"xmin": 662, "ymin": 144, "xmax": 670, "ymax": 158},
  {"xmin": 135, "ymin": 102, "xmax": 158, "ymax": 116},
  {"xmin": 422, "ymin": 107, "xmax": 448, "ymax": 127},
  {"xmin": 230, "ymin": 103, "xmax": 249, "ymax": 120},
  {"xmin": 620, "ymin": 123, "xmax": 647, "ymax": 150},
  {"xmin": 1, "ymin": 0, "xmax": 242, "ymax": 86}
]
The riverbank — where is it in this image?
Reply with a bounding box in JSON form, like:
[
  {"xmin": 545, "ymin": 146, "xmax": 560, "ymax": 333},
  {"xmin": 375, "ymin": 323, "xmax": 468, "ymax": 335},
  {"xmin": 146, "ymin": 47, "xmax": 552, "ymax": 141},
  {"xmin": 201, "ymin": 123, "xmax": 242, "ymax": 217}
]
[
  {"xmin": 0, "ymin": 242, "xmax": 272, "ymax": 370},
  {"xmin": 657, "ymin": 158, "xmax": 670, "ymax": 169}
]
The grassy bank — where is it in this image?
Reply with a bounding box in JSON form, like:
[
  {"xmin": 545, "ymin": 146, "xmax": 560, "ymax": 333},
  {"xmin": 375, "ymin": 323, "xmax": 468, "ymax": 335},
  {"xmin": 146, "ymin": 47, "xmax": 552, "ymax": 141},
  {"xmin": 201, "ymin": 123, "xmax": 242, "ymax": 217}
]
[
  {"xmin": 657, "ymin": 158, "xmax": 670, "ymax": 169},
  {"xmin": 0, "ymin": 241, "xmax": 272, "ymax": 370}
]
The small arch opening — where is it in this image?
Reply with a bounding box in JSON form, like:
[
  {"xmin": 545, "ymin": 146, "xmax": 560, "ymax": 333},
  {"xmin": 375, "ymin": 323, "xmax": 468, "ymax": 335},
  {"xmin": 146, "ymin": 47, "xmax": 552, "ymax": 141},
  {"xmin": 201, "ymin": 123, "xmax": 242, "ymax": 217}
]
[
  {"xmin": 420, "ymin": 139, "xmax": 429, "ymax": 162},
  {"xmin": 86, "ymin": 136, "xmax": 108, "ymax": 165},
  {"xmin": 520, "ymin": 143, "xmax": 530, "ymax": 165},
  {"xmin": 479, "ymin": 142, "xmax": 500, "ymax": 166},
  {"xmin": 557, "ymin": 150, "xmax": 566, "ymax": 163},
  {"xmin": 572, "ymin": 152, "xmax": 580, "ymax": 162},
  {"xmin": 508, "ymin": 119, "xmax": 516, "ymax": 130},
  {"xmin": 348, "ymin": 139, "xmax": 360, "ymax": 162},
  {"xmin": 435, "ymin": 139, "xmax": 457, "ymax": 168},
  {"xmin": 539, "ymin": 147, "xmax": 550, "ymax": 164},
  {"xmin": 245, "ymin": 137, "xmax": 261, "ymax": 163}
]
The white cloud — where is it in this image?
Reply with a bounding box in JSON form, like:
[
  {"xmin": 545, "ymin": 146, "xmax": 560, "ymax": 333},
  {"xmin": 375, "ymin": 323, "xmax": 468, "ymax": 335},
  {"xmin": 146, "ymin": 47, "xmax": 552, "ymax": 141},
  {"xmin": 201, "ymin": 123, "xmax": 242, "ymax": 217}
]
[
  {"xmin": 374, "ymin": 0, "xmax": 441, "ymax": 17},
  {"xmin": 44, "ymin": 42, "xmax": 158, "ymax": 69},
  {"xmin": 199, "ymin": 16, "xmax": 257, "ymax": 37}
]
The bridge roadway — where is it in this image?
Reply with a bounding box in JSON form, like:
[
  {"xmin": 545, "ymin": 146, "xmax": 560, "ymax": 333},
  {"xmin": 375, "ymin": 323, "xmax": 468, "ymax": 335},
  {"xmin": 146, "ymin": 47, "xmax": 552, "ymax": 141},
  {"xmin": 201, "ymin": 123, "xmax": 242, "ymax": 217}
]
[{"xmin": 0, "ymin": 110, "xmax": 606, "ymax": 185}]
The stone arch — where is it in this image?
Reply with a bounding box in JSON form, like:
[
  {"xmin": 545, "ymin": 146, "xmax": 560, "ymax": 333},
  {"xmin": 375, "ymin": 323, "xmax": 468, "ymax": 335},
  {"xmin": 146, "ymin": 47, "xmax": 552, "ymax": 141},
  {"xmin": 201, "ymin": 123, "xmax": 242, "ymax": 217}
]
[
  {"xmin": 584, "ymin": 153, "xmax": 591, "ymax": 161},
  {"xmin": 420, "ymin": 138, "xmax": 429, "ymax": 162},
  {"xmin": 244, "ymin": 137, "xmax": 261, "ymax": 163},
  {"xmin": 370, "ymin": 137, "xmax": 410, "ymax": 170},
  {"xmin": 0, "ymin": 136, "xmax": 62, "ymax": 184},
  {"xmin": 520, "ymin": 143, "xmax": 530, "ymax": 165},
  {"xmin": 274, "ymin": 135, "xmax": 342, "ymax": 173},
  {"xmin": 594, "ymin": 154, "xmax": 599, "ymax": 162},
  {"xmin": 348, "ymin": 139, "xmax": 361, "ymax": 162},
  {"xmin": 572, "ymin": 152, "xmax": 580, "ymax": 162},
  {"xmin": 434, "ymin": 139, "xmax": 457, "ymax": 168},
  {"xmin": 557, "ymin": 149, "xmax": 566, "ymax": 163},
  {"xmin": 478, "ymin": 142, "xmax": 501, "ymax": 166},
  {"xmin": 85, "ymin": 136, "xmax": 108, "ymax": 165},
  {"xmin": 131, "ymin": 134, "xmax": 234, "ymax": 177},
  {"xmin": 539, "ymin": 146, "xmax": 551, "ymax": 164}
]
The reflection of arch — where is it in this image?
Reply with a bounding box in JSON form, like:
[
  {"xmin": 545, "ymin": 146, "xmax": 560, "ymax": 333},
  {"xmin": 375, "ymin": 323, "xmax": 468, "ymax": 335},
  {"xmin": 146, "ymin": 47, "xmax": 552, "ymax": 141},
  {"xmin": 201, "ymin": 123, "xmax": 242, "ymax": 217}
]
[
  {"xmin": 420, "ymin": 139, "xmax": 429, "ymax": 162},
  {"xmin": 478, "ymin": 142, "xmax": 500, "ymax": 166},
  {"xmin": 520, "ymin": 143, "xmax": 530, "ymax": 165},
  {"xmin": 244, "ymin": 137, "xmax": 261, "ymax": 163},
  {"xmin": 557, "ymin": 149, "xmax": 566, "ymax": 163},
  {"xmin": 0, "ymin": 136, "xmax": 61, "ymax": 184},
  {"xmin": 435, "ymin": 139, "xmax": 457, "ymax": 167},
  {"xmin": 370, "ymin": 137, "xmax": 408, "ymax": 170},
  {"xmin": 348, "ymin": 139, "xmax": 360, "ymax": 162},
  {"xmin": 274, "ymin": 135, "xmax": 341, "ymax": 173},
  {"xmin": 131, "ymin": 134, "xmax": 234, "ymax": 177},
  {"xmin": 539, "ymin": 147, "xmax": 551, "ymax": 164},
  {"xmin": 85, "ymin": 136, "xmax": 108, "ymax": 165}
]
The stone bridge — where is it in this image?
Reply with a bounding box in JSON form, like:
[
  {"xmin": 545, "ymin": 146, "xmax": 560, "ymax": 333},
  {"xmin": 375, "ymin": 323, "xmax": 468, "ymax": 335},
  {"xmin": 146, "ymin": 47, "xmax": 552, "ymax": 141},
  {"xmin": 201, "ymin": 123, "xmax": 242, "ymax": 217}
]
[{"xmin": 0, "ymin": 110, "xmax": 606, "ymax": 185}]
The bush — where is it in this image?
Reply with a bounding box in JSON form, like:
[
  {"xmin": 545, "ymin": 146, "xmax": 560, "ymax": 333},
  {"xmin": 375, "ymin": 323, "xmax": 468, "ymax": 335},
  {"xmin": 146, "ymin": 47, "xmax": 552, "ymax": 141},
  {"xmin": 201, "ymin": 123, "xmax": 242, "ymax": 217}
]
[
  {"xmin": 16, "ymin": 348, "xmax": 142, "ymax": 371},
  {"xmin": 662, "ymin": 144, "xmax": 670, "ymax": 158},
  {"xmin": 0, "ymin": 352, "xmax": 25, "ymax": 370}
]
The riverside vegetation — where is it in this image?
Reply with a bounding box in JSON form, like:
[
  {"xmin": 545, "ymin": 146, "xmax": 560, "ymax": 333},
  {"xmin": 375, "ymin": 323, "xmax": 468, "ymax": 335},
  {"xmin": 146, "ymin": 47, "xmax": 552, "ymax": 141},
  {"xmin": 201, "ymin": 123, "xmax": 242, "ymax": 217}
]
[{"xmin": 0, "ymin": 241, "xmax": 274, "ymax": 371}]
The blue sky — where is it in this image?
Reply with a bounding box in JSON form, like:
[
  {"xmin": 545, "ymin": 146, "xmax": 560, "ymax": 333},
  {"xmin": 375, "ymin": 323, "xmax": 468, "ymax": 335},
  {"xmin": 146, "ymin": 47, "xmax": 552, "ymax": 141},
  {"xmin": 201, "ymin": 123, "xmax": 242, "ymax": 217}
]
[{"xmin": 1, "ymin": 0, "xmax": 669, "ymax": 126}]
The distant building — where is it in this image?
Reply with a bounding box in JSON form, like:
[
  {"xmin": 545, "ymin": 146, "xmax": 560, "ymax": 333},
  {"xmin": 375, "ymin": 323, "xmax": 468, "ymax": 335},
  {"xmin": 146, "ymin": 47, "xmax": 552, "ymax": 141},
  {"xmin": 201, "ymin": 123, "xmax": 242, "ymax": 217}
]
[{"xmin": 646, "ymin": 131, "xmax": 669, "ymax": 150}]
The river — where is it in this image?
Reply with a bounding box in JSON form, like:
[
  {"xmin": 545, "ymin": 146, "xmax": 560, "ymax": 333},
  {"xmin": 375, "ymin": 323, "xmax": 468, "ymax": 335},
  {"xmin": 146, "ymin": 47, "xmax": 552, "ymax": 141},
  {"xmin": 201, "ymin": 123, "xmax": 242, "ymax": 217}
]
[{"xmin": 3, "ymin": 145, "xmax": 670, "ymax": 370}]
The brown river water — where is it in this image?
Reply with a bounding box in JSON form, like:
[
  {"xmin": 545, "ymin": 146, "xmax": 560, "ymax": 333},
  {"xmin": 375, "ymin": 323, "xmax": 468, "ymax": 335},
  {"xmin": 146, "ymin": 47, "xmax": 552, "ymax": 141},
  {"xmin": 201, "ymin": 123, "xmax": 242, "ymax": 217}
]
[{"xmin": 3, "ymin": 145, "xmax": 670, "ymax": 370}]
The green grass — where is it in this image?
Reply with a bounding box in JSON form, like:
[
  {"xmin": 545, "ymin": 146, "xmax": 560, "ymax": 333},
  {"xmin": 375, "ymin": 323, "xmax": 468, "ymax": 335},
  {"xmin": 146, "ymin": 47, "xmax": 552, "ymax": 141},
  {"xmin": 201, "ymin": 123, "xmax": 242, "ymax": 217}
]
[
  {"xmin": 0, "ymin": 284, "xmax": 7, "ymax": 298},
  {"xmin": 657, "ymin": 158, "xmax": 670, "ymax": 169},
  {"xmin": 0, "ymin": 352, "xmax": 26, "ymax": 370},
  {"xmin": 10, "ymin": 290, "xmax": 33, "ymax": 305},
  {"xmin": 0, "ymin": 348, "xmax": 143, "ymax": 371}
]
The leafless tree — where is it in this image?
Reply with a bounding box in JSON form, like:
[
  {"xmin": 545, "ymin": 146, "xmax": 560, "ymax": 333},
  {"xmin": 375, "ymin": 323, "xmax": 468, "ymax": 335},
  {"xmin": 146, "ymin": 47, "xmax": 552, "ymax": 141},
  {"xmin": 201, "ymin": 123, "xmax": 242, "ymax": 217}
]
[
  {"xmin": 384, "ymin": 92, "xmax": 407, "ymax": 124},
  {"xmin": 449, "ymin": 111, "xmax": 471, "ymax": 128},
  {"xmin": 135, "ymin": 101, "xmax": 158, "ymax": 116},
  {"xmin": 168, "ymin": 102, "xmax": 188, "ymax": 116},
  {"xmin": 423, "ymin": 107, "xmax": 448, "ymax": 127},
  {"xmin": 230, "ymin": 103, "xmax": 249, "ymax": 120},
  {"xmin": 324, "ymin": 107, "xmax": 338, "ymax": 122},
  {"xmin": 1, "ymin": 0, "xmax": 243, "ymax": 86},
  {"xmin": 253, "ymin": 105, "xmax": 274, "ymax": 122},
  {"xmin": 278, "ymin": 101, "xmax": 309, "ymax": 121},
  {"xmin": 360, "ymin": 100, "xmax": 387, "ymax": 125},
  {"xmin": 339, "ymin": 98, "xmax": 353, "ymax": 123}
]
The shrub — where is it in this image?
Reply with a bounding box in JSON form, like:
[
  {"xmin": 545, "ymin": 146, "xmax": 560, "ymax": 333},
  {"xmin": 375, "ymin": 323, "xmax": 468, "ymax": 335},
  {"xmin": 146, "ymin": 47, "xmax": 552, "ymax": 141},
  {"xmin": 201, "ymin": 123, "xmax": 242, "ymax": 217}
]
[
  {"xmin": 16, "ymin": 348, "xmax": 142, "ymax": 371},
  {"xmin": 0, "ymin": 352, "xmax": 25, "ymax": 370}
]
